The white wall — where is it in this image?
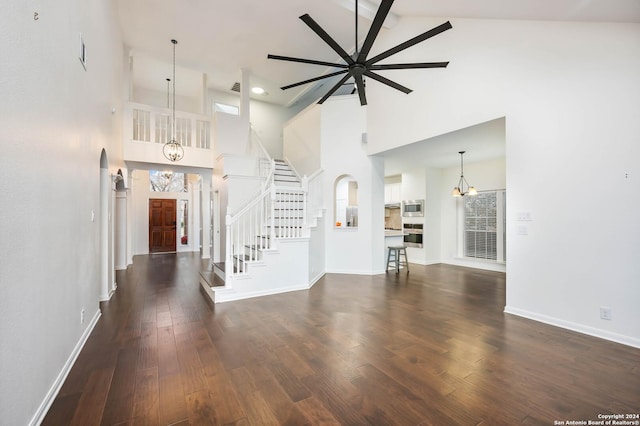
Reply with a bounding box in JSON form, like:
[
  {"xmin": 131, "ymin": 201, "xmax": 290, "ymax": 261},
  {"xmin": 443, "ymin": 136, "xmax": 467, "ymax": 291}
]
[
  {"xmin": 250, "ymin": 99, "xmax": 290, "ymax": 160},
  {"xmin": 308, "ymin": 215, "xmax": 326, "ymax": 284},
  {"xmin": 366, "ymin": 18, "xmax": 640, "ymax": 346},
  {"xmin": 209, "ymin": 89, "xmax": 291, "ymax": 160},
  {"xmin": 133, "ymin": 86, "xmax": 200, "ymax": 114},
  {"xmin": 0, "ymin": 0, "xmax": 124, "ymax": 424},
  {"xmin": 321, "ymin": 97, "xmax": 385, "ymax": 274},
  {"xmin": 283, "ymin": 104, "xmax": 322, "ymax": 177}
]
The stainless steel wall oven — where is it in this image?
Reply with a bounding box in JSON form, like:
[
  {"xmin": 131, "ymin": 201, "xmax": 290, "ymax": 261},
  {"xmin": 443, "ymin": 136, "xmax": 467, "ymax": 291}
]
[{"xmin": 403, "ymin": 223, "xmax": 423, "ymax": 248}]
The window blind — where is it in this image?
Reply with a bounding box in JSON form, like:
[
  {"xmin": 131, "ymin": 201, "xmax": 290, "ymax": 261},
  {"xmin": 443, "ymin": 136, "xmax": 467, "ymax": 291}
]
[{"xmin": 464, "ymin": 192, "xmax": 498, "ymax": 260}]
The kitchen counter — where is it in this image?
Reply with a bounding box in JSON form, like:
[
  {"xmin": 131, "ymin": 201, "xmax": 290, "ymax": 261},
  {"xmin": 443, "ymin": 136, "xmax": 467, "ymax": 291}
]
[{"xmin": 384, "ymin": 230, "xmax": 405, "ymax": 237}]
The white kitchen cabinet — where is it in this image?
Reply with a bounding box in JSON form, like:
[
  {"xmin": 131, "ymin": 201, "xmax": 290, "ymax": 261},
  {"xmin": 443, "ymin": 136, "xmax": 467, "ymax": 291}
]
[{"xmin": 385, "ymin": 183, "xmax": 401, "ymax": 204}]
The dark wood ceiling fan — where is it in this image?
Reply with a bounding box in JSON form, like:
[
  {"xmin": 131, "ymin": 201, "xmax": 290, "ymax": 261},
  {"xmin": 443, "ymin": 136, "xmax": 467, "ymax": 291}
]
[{"xmin": 267, "ymin": 0, "xmax": 452, "ymax": 106}]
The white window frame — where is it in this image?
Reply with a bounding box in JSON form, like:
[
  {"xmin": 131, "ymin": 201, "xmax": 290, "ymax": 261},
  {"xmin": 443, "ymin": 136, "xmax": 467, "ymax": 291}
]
[
  {"xmin": 457, "ymin": 190, "xmax": 506, "ymax": 263},
  {"xmin": 213, "ymin": 102, "xmax": 239, "ymax": 115}
]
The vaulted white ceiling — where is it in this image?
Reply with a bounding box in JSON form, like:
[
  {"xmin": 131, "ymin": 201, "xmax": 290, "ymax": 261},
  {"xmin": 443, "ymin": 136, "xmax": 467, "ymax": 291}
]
[{"xmin": 116, "ymin": 0, "xmax": 640, "ymax": 107}]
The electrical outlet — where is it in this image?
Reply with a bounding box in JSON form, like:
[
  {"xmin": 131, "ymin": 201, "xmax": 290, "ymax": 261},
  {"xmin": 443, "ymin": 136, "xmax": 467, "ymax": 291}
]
[
  {"xmin": 81, "ymin": 308, "xmax": 85, "ymax": 324},
  {"xmin": 600, "ymin": 307, "xmax": 612, "ymax": 321}
]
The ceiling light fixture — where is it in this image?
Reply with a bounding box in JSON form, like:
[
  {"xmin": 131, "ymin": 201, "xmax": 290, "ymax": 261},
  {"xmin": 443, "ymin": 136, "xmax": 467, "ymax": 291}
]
[
  {"xmin": 452, "ymin": 151, "xmax": 477, "ymax": 197},
  {"xmin": 163, "ymin": 39, "xmax": 184, "ymax": 162},
  {"xmin": 251, "ymin": 87, "xmax": 265, "ymax": 95}
]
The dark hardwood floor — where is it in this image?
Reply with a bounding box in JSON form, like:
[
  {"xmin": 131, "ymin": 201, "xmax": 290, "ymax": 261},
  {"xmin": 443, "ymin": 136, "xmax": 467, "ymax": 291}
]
[{"xmin": 42, "ymin": 253, "xmax": 639, "ymax": 425}]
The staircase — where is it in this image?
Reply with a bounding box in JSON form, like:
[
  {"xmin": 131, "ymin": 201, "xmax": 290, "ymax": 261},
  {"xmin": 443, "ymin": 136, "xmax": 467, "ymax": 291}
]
[
  {"xmin": 200, "ymin": 159, "xmax": 317, "ymax": 303},
  {"xmin": 274, "ymin": 159, "xmax": 300, "ymax": 186}
]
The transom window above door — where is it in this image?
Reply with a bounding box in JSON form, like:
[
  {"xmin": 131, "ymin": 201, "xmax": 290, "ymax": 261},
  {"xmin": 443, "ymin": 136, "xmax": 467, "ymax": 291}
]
[{"xmin": 149, "ymin": 170, "xmax": 187, "ymax": 193}]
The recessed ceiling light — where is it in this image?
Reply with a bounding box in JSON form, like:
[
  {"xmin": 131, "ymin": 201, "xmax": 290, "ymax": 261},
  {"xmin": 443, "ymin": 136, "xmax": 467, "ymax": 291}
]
[{"xmin": 251, "ymin": 87, "xmax": 265, "ymax": 95}]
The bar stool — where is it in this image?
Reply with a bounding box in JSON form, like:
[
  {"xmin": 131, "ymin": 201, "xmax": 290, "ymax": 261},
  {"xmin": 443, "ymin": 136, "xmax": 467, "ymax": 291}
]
[{"xmin": 386, "ymin": 245, "xmax": 409, "ymax": 274}]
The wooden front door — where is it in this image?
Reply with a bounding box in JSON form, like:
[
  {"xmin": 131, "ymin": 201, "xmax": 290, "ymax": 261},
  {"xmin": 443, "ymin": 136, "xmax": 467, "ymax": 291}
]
[{"xmin": 149, "ymin": 199, "xmax": 177, "ymax": 253}]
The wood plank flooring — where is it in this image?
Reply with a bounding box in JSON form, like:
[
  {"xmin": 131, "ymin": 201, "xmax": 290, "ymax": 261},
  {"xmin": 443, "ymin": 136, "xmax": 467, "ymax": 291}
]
[{"xmin": 43, "ymin": 253, "xmax": 640, "ymax": 425}]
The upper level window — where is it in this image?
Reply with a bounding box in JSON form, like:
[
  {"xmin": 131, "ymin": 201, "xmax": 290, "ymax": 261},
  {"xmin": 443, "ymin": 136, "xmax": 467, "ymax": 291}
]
[
  {"xmin": 149, "ymin": 170, "xmax": 187, "ymax": 193},
  {"xmin": 214, "ymin": 102, "xmax": 239, "ymax": 115}
]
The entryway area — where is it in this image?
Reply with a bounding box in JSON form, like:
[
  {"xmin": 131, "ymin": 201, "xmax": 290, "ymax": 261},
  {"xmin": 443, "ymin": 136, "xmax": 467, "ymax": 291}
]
[{"xmin": 149, "ymin": 199, "xmax": 177, "ymax": 252}]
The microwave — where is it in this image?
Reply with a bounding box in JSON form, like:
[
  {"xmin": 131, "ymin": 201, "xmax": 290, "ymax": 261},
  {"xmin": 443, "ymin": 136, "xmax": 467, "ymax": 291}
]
[{"xmin": 402, "ymin": 200, "xmax": 424, "ymax": 217}]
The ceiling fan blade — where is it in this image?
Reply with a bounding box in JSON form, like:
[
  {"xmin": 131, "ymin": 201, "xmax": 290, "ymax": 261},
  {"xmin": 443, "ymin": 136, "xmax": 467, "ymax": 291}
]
[
  {"xmin": 354, "ymin": 74, "xmax": 367, "ymax": 106},
  {"xmin": 357, "ymin": 0, "xmax": 394, "ymax": 63},
  {"xmin": 318, "ymin": 72, "xmax": 354, "ymax": 104},
  {"xmin": 364, "ymin": 70, "xmax": 412, "ymax": 94},
  {"xmin": 268, "ymin": 54, "xmax": 348, "ymax": 68},
  {"xmin": 366, "ymin": 21, "xmax": 452, "ymax": 66},
  {"xmin": 369, "ymin": 61, "xmax": 449, "ymax": 70},
  {"xmin": 300, "ymin": 14, "xmax": 355, "ymax": 65},
  {"xmin": 281, "ymin": 70, "xmax": 349, "ymax": 90}
]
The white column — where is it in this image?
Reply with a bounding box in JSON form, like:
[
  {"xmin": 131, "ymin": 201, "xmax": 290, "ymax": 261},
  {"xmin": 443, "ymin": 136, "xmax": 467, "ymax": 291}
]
[
  {"xmin": 125, "ymin": 48, "xmax": 133, "ymax": 101},
  {"xmin": 212, "ymin": 190, "xmax": 221, "ymax": 263},
  {"xmin": 115, "ymin": 191, "xmax": 127, "ymax": 270},
  {"xmin": 126, "ymin": 174, "xmax": 134, "ymax": 266},
  {"xmin": 201, "ymin": 172, "xmax": 212, "ymax": 260},
  {"xmin": 100, "ymin": 167, "xmax": 110, "ymax": 301},
  {"xmin": 191, "ymin": 178, "xmax": 201, "ymax": 254},
  {"xmin": 200, "ymin": 73, "xmax": 208, "ymax": 115},
  {"xmin": 240, "ymin": 68, "xmax": 251, "ymax": 127},
  {"xmin": 109, "ymin": 185, "xmax": 116, "ymax": 296}
]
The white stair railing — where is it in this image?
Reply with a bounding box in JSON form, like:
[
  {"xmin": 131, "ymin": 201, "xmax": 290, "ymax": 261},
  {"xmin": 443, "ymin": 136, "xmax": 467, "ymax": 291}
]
[
  {"xmin": 225, "ymin": 161, "xmax": 309, "ymax": 278},
  {"xmin": 226, "ymin": 188, "xmax": 273, "ymax": 276}
]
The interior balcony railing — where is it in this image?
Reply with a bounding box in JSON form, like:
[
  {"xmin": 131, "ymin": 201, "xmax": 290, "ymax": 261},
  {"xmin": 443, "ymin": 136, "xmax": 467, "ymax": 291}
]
[{"xmin": 125, "ymin": 102, "xmax": 214, "ymax": 167}]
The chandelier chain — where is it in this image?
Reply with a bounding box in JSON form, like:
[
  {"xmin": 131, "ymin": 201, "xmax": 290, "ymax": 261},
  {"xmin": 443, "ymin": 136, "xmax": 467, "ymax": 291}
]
[{"xmin": 172, "ymin": 39, "xmax": 176, "ymax": 143}]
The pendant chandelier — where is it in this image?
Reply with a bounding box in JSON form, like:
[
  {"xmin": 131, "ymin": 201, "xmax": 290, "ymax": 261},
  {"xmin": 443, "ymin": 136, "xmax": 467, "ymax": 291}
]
[
  {"xmin": 163, "ymin": 39, "xmax": 184, "ymax": 162},
  {"xmin": 452, "ymin": 151, "xmax": 477, "ymax": 197}
]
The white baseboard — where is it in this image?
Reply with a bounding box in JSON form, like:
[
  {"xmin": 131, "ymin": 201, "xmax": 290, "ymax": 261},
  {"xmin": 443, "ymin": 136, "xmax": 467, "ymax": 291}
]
[
  {"xmin": 504, "ymin": 306, "xmax": 640, "ymax": 349},
  {"xmin": 29, "ymin": 309, "xmax": 102, "ymax": 426},
  {"xmin": 213, "ymin": 282, "xmax": 313, "ymax": 303},
  {"xmin": 444, "ymin": 258, "xmax": 506, "ymax": 273},
  {"xmin": 325, "ymin": 268, "xmax": 380, "ymax": 275},
  {"xmin": 308, "ymin": 271, "xmax": 325, "ymax": 287},
  {"xmin": 406, "ymin": 258, "xmax": 441, "ymax": 266}
]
